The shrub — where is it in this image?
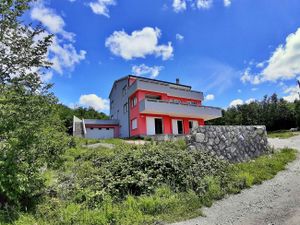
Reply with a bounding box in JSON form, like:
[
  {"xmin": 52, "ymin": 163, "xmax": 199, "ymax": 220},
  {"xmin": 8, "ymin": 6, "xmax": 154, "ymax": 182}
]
[{"xmin": 58, "ymin": 141, "xmax": 229, "ymax": 207}]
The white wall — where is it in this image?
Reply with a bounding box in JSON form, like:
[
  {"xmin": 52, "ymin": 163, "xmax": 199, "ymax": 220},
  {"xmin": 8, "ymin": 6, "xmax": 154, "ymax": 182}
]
[{"xmin": 85, "ymin": 128, "xmax": 114, "ymax": 139}]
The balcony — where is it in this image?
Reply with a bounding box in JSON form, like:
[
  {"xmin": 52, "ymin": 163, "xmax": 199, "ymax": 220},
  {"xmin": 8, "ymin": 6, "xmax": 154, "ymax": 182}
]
[
  {"xmin": 128, "ymin": 79, "xmax": 204, "ymax": 100},
  {"xmin": 139, "ymin": 99, "xmax": 222, "ymax": 121}
]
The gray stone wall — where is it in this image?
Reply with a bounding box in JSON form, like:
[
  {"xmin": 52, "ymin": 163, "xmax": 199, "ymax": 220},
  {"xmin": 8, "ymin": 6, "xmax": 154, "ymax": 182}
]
[{"xmin": 186, "ymin": 126, "xmax": 270, "ymax": 163}]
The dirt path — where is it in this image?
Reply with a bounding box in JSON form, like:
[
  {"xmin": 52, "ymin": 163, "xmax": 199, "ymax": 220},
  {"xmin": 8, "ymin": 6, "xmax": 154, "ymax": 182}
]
[{"xmin": 172, "ymin": 135, "xmax": 300, "ymax": 225}]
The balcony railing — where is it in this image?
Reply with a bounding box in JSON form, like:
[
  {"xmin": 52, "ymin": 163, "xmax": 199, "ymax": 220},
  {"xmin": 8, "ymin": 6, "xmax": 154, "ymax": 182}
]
[
  {"xmin": 139, "ymin": 99, "xmax": 222, "ymax": 121},
  {"xmin": 128, "ymin": 79, "xmax": 204, "ymax": 100}
]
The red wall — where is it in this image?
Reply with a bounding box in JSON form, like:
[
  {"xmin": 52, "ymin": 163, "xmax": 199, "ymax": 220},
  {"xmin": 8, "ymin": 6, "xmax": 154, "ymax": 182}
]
[{"xmin": 129, "ymin": 89, "xmax": 205, "ymax": 137}]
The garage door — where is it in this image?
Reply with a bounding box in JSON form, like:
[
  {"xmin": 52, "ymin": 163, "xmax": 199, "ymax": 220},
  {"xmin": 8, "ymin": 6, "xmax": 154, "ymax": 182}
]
[{"xmin": 85, "ymin": 128, "xmax": 114, "ymax": 139}]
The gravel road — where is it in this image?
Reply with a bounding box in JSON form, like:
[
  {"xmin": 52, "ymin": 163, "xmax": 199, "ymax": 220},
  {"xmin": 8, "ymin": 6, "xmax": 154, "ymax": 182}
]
[{"xmin": 172, "ymin": 135, "xmax": 300, "ymax": 225}]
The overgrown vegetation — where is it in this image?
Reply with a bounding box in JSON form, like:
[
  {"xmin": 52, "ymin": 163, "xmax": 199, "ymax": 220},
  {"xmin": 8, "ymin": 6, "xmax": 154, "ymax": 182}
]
[
  {"xmin": 0, "ymin": 1, "xmax": 298, "ymax": 224},
  {"xmin": 208, "ymin": 94, "xmax": 300, "ymax": 131},
  {"xmin": 0, "ymin": 0, "xmax": 68, "ymax": 210},
  {"xmin": 0, "ymin": 140, "xmax": 296, "ymax": 225},
  {"xmin": 267, "ymin": 130, "xmax": 300, "ymax": 139}
]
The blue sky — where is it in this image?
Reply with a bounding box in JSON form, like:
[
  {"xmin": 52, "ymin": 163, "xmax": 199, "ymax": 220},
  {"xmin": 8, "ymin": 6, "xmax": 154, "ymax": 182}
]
[{"xmin": 26, "ymin": 0, "xmax": 300, "ymax": 113}]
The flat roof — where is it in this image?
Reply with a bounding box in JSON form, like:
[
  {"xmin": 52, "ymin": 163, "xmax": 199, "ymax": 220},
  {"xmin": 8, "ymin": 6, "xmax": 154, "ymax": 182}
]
[
  {"xmin": 109, "ymin": 75, "xmax": 193, "ymax": 98},
  {"xmin": 84, "ymin": 119, "xmax": 119, "ymax": 125}
]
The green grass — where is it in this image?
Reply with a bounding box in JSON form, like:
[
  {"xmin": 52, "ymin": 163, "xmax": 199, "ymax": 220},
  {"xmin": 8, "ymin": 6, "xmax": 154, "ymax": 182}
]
[
  {"xmin": 2, "ymin": 148, "xmax": 296, "ymax": 225},
  {"xmin": 268, "ymin": 130, "xmax": 300, "ymax": 139}
]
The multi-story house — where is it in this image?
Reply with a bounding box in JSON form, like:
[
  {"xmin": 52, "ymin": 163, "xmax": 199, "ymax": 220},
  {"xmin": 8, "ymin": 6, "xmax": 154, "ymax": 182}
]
[{"xmin": 109, "ymin": 75, "xmax": 222, "ymax": 138}]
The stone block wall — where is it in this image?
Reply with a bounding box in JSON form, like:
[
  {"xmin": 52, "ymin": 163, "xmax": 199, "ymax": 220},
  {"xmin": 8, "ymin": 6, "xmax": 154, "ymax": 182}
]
[{"xmin": 186, "ymin": 126, "xmax": 269, "ymax": 163}]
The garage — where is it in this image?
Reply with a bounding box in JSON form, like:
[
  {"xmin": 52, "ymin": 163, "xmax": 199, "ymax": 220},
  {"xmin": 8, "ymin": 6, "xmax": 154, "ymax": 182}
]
[
  {"xmin": 85, "ymin": 127, "xmax": 115, "ymax": 139},
  {"xmin": 74, "ymin": 118, "xmax": 119, "ymax": 139}
]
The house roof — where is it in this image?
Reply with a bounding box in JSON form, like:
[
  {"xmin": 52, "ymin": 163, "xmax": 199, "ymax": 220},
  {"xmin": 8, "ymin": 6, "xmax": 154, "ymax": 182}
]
[
  {"xmin": 83, "ymin": 119, "xmax": 119, "ymax": 125},
  {"xmin": 109, "ymin": 75, "xmax": 193, "ymax": 98}
]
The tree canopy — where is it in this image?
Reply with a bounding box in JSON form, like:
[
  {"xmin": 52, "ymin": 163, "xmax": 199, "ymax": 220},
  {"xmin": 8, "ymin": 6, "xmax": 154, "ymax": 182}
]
[
  {"xmin": 0, "ymin": 0, "xmax": 68, "ymax": 209},
  {"xmin": 208, "ymin": 94, "xmax": 300, "ymax": 131}
]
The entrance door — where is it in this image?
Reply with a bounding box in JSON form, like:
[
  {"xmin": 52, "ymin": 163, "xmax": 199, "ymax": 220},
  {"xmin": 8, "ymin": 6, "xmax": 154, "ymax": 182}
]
[
  {"xmin": 147, "ymin": 117, "xmax": 163, "ymax": 135},
  {"xmin": 146, "ymin": 117, "xmax": 155, "ymax": 135},
  {"xmin": 172, "ymin": 119, "xmax": 184, "ymax": 135},
  {"xmin": 177, "ymin": 120, "xmax": 183, "ymax": 134},
  {"xmin": 154, "ymin": 118, "xmax": 163, "ymax": 134}
]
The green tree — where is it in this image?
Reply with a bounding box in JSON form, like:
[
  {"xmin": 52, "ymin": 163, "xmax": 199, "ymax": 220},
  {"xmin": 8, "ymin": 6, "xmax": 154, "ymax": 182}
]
[{"xmin": 0, "ymin": 0, "xmax": 68, "ymax": 209}]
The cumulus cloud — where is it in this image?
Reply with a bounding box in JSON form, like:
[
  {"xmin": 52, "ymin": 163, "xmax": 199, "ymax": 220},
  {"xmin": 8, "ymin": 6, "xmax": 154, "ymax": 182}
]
[
  {"xmin": 197, "ymin": 0, "xmax": 213, "ymax": 9},
  {"xmin": 40, "ymin": 71, "xmax": 53, "ymax": 82},
  {"xmin": 132, "ymin": 64, "xmax": 164, "ymax": 79},
  {"xmin": 105, "ymin": 27, "xmax": 173, "ymax": 60},
  {"xmin": 242, "ymin": 28, "xmax": 300, "ymax": 84},
  {"xmin": 173, "ymin": 0, "xmax": 187, "ymax": 12},
  {"xmin": 283, "ymin": 85, "xmax": 300, "ymax": 102},
  {"xmin": 49, "ymin": 36, "xmax": 86, "ymax": 74},
  {"xmin": 176, "ymin": 33, "xmax": 184, "ymax": 41},
  {"xmin": 30, "ymin": 2, "xmax": 86, "ymax": 77},
  {"xmin": 261, "ymin": 28, "xmax": 300, "ymax": 82},
  {"xmin": 89, "ymin": 0, "xmax": 116, "ymax": 17},
  {"xmin": 172, "ymin": 0, "xmax": 231, "ymax": 12},
  {"xmin": 223, "ymin": 0, "xmax": 231, "ymax": 7},
  {"xmin": 31, "ymin": 3, "xmax": 74, "ymax": 41},
  {"xmin": 229, "ymin": 99, "xmax": 243, "ymax": 107},
  {"xmin": 205, "ymin": 94, "xmax": 215, "ymax": 101},
  {"xmin": 240, "ymin": 67, "xmax": 261, "ymax": 84},
  {"xmin": 79, "ymin": 94, "xmax": 109, "ymax": 111}
]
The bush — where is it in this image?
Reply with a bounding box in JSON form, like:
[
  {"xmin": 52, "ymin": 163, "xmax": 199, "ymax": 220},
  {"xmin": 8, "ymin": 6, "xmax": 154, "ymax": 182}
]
[{"xmin": 58, "ymin": 141, "xmax": 228, "ymax": 207}]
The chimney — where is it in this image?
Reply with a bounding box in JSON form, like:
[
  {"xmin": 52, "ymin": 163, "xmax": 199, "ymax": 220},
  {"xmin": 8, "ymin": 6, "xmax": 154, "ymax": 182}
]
[{"xmin": 176, "ymin": 78, "xmax": 180, "ymax": 84}]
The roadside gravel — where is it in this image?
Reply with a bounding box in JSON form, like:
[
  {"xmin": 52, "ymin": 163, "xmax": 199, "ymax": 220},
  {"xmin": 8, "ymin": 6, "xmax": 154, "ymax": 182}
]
[{"xmin": 172, "ymin": 135, "xmax": 300, "ymax": 225}]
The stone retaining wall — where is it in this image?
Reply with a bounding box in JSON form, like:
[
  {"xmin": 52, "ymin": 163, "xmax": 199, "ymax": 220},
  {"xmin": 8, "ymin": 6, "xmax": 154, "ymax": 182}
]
[{"xmin": 186, "ymin": 125, "xmax": 269, "ymax": 163}]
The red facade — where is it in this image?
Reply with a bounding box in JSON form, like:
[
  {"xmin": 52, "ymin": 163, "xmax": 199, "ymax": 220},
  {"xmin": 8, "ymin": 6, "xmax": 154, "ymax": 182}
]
[{"xmin": 129, "ymin": 88, "xmax": 205, "ymax": 137}]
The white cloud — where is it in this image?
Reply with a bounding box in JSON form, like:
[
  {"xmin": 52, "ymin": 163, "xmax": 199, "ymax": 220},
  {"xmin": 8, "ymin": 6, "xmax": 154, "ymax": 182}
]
[
  {"xmin": 245, "ymin": 98, "xmax": 255, "ymax": 104},
  {"xmin": 132, "ymin": 64, "xmax": 164, "ymax": 79},
  {"xmin": 173, "ymin": 0, "xmax": 187, "ymax": 12},
  {"xmin": 283, "ymin": 85, "xmax": 300, "ymax": 102},
  {"xmin": 89, "ymin": 0, "xmax": 116, "ymax": 17},
  {"xmin": 176, "ymin": 33, "xmax": 184, "ymax": 41},
  {"xmin": 224, "ymin": 0, "xmax": 231, "ymax": 7},
  {"xmin": 31, "ymin": 3, "xmax": 86, "ymax": 77},
  {"xmin": 31, "ymin": 3, "xmax": 74, "ymax": 41},
  {"xmin": 197, "ymin": 0, "xmax": 213, "ymax": 9},
  {"xmin": 105, "ymin": 27, "xmax": 174, "ymax": 60},
  {"xmin": 240, "ymin": 67, "xmax": 261, "ymax": 84},
  {"xmin": 40, "ymin": 71, "xmax": 53, "ymax": 82},
  {"xmin": 205, "ymin": 94, "xmax": 215, "ymax": 101},
  {"xmin": 261, "ymin": 28, "xmax": 300, "ymax": 82},
  {"xmin": 229, "ymin": 99, "xmax": 243, "ymax": 107},
  {"xmin": 242, "ymin": 28, "xmax": 300, "ymax": 84},
  {"xmin": 237, "ymin": 89, "xmax": 242, "ymax": 93},
  {"xmin": 251, "ymin": 87, "xmax": 258, "ymax": 91},
  {"xmin": 49, "ymin": 36, "xmax": 86, "ymax": 74},
  {"xmin": 79, "ymin": 94, "xmax": 109, "ymax": 111}
]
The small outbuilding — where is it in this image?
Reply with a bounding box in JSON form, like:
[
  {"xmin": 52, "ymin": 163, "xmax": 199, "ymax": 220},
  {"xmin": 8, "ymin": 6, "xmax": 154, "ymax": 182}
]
[{"xmin": 73, "ymin": 116, "xmax": 119, "ymax": 139}]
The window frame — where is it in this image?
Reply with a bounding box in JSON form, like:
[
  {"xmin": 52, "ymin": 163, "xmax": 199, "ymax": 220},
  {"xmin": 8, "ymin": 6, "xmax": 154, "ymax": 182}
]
[
  {"xmin": 131, "ymin": 96, "xmax": 137, "ymax": 108},
  {"xmin": 131, "ymin": 118, "xmax": 137, "ymax": 130}
]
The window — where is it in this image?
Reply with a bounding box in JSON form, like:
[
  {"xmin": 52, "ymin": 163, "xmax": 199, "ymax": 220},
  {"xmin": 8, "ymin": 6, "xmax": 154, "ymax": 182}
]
[
  {"xmin": 131, "ymin": 96, "xmax": 137, "ymax": 107},
  {"xmin": 98, "ymin": 128, "xmax": 102, "ymax": 130},
  {"xmin": 122, "ymin": 85, "xmax": 127, "ymax": 96},
  {"xmin": 106, "ymin": 128, "xmax": 110, "ymax": 130},
  {"xmin": 123, "ymin": 103, "xmax": 128, "ymax": 113},
  {"xmin": 131, "ymin": 118, "xmax": 137, "ymax": 130},
  {"xmin": 189, "ymin": 120, "xmax": 198, "ymax": 130}
]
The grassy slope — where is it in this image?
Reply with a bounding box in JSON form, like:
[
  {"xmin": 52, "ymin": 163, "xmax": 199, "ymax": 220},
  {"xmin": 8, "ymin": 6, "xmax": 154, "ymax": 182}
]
[
  {"xmin": 268, "ymin": 130, "xmax": 300, "ymax": 139},
  {"xmin": 1, "ymin": 147, "xmax": 297, "ymax": 225}
]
